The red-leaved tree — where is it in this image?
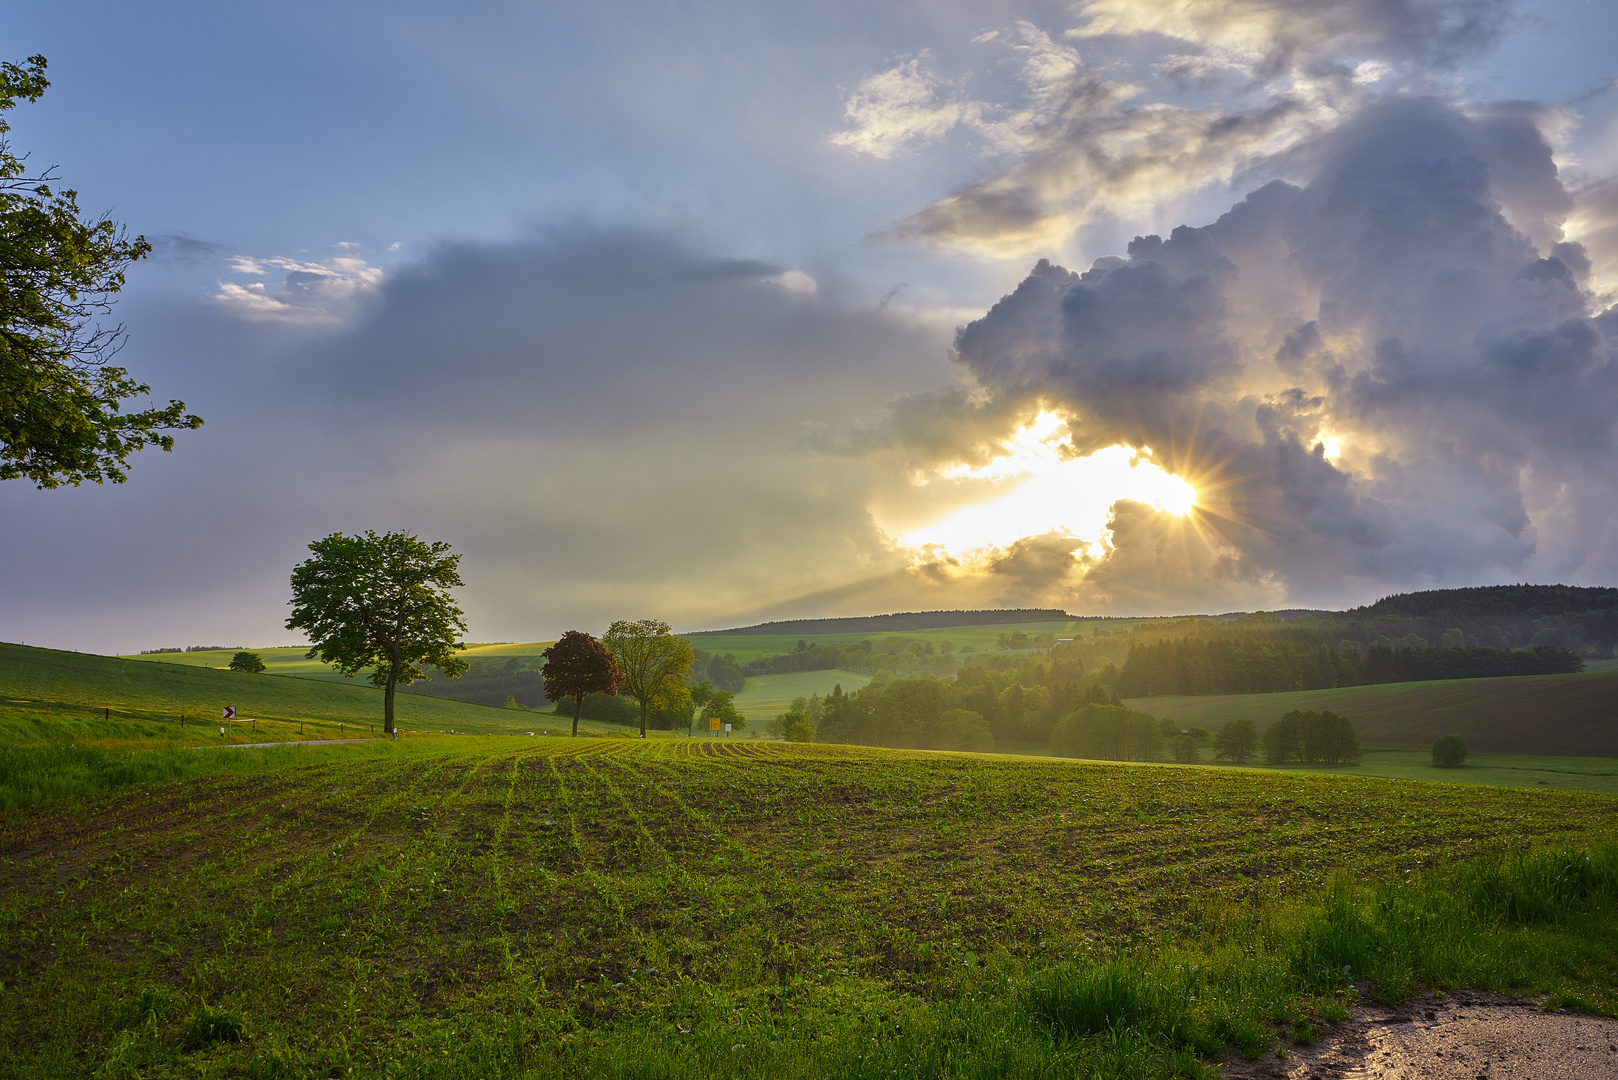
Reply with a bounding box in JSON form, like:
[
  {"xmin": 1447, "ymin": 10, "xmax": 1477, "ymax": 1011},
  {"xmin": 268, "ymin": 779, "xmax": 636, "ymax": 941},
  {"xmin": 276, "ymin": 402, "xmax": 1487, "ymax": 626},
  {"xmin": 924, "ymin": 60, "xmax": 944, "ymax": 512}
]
[{"xmin": 541, "ymin": 630, "xmax": 622, "ymax": 737}]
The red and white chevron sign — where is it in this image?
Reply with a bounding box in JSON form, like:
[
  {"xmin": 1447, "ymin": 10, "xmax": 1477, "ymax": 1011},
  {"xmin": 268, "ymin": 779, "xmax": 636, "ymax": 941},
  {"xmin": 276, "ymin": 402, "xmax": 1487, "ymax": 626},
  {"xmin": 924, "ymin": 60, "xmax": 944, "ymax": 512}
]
[{"xmin": 222, "ymin": 706, "xmax": 236, "ymax": 719}]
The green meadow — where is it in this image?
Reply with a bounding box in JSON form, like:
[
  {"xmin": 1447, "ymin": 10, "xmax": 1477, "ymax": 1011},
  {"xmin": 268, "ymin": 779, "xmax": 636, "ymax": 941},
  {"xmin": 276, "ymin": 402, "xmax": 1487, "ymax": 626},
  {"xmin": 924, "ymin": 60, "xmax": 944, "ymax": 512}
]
[
  {"xmin": 119, "ymin": 641, "xmax": 561, "ymax": 681},
  {"xmin": 730, "ymin": 669, "xmax": 871, "ymax": 725},
  {"xmin": 0, "ymin": 643, "xmax": 558, "ymax": 742},
  {"xmin": 1201, "ymin": 749, "xmax": 1618, "ymax": 796},
  {"xmin": 2, "ymin": 737, "xmax": 1616, "ymax": 1079},
  {"xmin": 4, "ymin": 639, "xmax": 1618, "ymax": 1078}
]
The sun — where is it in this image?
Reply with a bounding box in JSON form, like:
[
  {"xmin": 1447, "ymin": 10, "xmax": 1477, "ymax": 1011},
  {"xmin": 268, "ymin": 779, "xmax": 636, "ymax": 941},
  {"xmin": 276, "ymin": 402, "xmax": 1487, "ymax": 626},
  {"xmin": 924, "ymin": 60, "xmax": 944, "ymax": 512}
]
[{"xmin": 896, "ymin": 413, "xmax": 1197, "ymax": 556}]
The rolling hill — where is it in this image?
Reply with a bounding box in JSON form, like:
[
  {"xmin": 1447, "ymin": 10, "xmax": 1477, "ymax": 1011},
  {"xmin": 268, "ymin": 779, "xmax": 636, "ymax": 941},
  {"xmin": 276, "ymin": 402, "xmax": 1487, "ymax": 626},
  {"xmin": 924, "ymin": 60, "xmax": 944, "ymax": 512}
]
[
  {"xmin": 0, "ymin": 642, "xmax": 542, "ymax": 735},
  {"xmin": 1126, "ymin": 669, "xmax": 1618, "ymax": 756}
]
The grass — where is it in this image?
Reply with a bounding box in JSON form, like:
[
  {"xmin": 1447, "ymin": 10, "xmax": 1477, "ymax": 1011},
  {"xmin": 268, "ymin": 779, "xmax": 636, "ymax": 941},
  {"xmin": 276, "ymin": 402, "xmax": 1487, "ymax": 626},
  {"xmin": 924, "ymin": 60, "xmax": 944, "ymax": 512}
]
[
  {"xmin": 0, "ymin": 642, "xmax": 537, "ymax": 735},
  {"xmin": 118, "ymin": 640, "xmax": 561, "ymax": 679},
  {"xmin": 731, "ymin": 669, "xmax": 871, "ymax": 724},
  {"xmin": 1229, "ymin": 749, "xmax": 1618, "ymax": 795},
  {"xmin": 1127, "ymin": 669, "xmax": 1618, "ymax": 756},
  {"xmin": 1, "ymin": 739, "xmax": 1615, "ymax": 1078}
]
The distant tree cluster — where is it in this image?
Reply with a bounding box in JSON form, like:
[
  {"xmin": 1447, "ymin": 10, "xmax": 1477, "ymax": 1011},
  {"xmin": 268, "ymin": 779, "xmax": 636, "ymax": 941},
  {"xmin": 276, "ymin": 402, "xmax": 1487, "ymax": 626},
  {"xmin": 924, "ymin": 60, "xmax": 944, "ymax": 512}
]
[
  {"xmin": 1260, "ymin": 710, "xmax": 1361, "ymax": 765},
  {"xmin": 690, "ymin": 650, "xmax": 746, "ymax": 692},
  {"xmin": 807, "ymin": 668, "xmax": 1124, "ymax": 754},
  {"xmin": 1048, "ymin": 704, "xmax": 1163, "ymax": 761},
  {"xmin": 997, "ymin": 630, "xmax": 1057, "ymax": 650}
]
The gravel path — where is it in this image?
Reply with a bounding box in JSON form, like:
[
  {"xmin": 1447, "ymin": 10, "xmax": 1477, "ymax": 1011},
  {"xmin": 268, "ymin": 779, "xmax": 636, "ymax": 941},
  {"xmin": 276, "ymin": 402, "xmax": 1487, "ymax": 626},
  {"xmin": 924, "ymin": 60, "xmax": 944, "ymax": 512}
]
[{"xmin": 1217, "ymin": 992, "xmax": 1618, "ymax": 1078}]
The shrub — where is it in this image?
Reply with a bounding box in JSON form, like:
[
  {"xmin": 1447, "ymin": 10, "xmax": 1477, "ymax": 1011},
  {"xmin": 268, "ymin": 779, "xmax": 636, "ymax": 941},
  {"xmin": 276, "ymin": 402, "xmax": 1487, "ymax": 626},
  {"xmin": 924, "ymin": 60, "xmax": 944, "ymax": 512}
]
[
  {"xmin": 781, "ymin": 717, "xmax": 814, "ymax": 742},
  {"xmin": 183, "ymin": 1008, "xmax": 243, "ymax": 1050},
  {"xmin": 1431, "ymin": 733, "xmax": 1468, "ymax": 767}
]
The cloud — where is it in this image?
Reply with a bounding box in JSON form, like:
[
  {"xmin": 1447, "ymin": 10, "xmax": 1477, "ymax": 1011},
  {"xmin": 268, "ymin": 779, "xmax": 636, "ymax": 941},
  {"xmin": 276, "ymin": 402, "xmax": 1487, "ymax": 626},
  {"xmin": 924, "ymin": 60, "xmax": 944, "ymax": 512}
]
[
  {"xmin": 0, "ymin": 229, "xmax": 951, "ymax": 650},
  {"xmin": 1074, "ymin": 0, "xmax": 1514, "ymax": 77},
  {"xmin": 818, "ymin": 93, "xmax": 1618, "ymax": 610},
  {"xmin": 1565, "ymin": 178, "xmax": 1618, "ymax": 299},
  {"xmin": 826, "ymin": 50, "xmax": 976, "ymax": 158},
  {"xmin": 832, "ymin": 2, "xmax": 1525, "ymax": 258},
  {"xmin": 214, "ymin": 249, "xmax": 385, "ymax": 323},
  {"xmin": 832, "ymin": 22, "xmax": 1338, "ymax": 255},
  {"xmin": 147, "ymin": 233, "xmax": 229, "ymax": 264}
]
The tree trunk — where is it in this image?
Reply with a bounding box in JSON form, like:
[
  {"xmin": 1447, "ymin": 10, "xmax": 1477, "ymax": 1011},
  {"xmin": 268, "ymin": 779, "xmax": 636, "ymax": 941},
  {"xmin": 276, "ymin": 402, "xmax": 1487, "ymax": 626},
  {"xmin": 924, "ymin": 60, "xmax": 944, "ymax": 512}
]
[
  {"xmin": 572, "ymin": 695, "xmax": 582, "ymax": 737},
  {"xmin": 384, "ymin": 646, "xmax": 400, "ymax": 735},
  {"xmin": 384, "ymin": 670, "xmax": 396, "ymax": 734},
  {"xmin": 639, "ymin": 699, "xmax": 648, "ymax": 739}
]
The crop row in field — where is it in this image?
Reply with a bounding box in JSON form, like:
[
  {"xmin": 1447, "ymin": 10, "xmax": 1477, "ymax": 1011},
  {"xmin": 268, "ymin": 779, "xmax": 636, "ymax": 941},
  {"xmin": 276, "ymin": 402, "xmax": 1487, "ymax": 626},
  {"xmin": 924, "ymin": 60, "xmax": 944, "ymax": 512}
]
[{"xmin": 2, "ymin": 739, "xmax": 1613, "ymax": 1077}]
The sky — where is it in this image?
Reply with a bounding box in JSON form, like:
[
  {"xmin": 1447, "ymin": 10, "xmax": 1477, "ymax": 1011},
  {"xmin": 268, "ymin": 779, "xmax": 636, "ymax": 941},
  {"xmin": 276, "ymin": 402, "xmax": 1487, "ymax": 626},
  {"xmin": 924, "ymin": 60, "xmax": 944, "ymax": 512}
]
[{"xmin": 3, "ymin": 0, "xmax": 1617, "ymax": 654}]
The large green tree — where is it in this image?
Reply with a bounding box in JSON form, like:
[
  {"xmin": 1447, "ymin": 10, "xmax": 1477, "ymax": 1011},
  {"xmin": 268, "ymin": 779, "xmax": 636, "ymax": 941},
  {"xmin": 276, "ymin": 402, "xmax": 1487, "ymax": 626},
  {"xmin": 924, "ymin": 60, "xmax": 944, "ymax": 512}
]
[
  {"xmin": 286, "ymin": 531, "xmax": 468, "ymax": 734},
  {"xmin": 541, "ymin": 630, "xmax": 621, "ymax": 737},
  {"xmin": 602, "ymin": 619, "xmax": 694, "ymax": 739},
  {"xmin": 1, "ymin": 56, "xmax": 200, "ymax": 488}
]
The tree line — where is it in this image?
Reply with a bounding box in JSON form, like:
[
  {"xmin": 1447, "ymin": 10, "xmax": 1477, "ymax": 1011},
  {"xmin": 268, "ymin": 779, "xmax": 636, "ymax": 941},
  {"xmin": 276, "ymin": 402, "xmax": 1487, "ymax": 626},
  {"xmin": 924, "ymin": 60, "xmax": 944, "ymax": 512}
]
[{"xmin": 1114, "ymin": 636, "xmax": 1582, "ymax": 697}]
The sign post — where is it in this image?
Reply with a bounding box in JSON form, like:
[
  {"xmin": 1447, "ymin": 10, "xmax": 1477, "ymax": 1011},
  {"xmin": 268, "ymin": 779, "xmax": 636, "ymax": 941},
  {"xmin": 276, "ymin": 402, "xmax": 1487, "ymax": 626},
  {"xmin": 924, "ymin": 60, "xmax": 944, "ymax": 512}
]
[{"xmin": 709, "ymin": 717, "xmax": 721, "ymax": 733}]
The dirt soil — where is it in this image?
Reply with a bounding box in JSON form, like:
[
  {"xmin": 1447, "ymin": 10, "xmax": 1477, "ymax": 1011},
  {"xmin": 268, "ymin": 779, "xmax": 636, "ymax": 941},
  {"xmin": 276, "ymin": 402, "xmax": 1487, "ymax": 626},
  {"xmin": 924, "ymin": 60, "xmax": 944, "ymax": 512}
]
[{"xmin": 1217, "ymin": 991, "xmax": 1618, "ymax": 1078}]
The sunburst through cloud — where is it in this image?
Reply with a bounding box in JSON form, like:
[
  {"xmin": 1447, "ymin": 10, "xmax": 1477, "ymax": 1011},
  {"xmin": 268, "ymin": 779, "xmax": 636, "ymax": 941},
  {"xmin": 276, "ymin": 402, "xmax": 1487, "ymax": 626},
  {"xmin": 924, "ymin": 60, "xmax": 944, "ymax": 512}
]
[{"xmin": 893, "ymin": 413, "xmax": 1198, "ymax": 560}]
